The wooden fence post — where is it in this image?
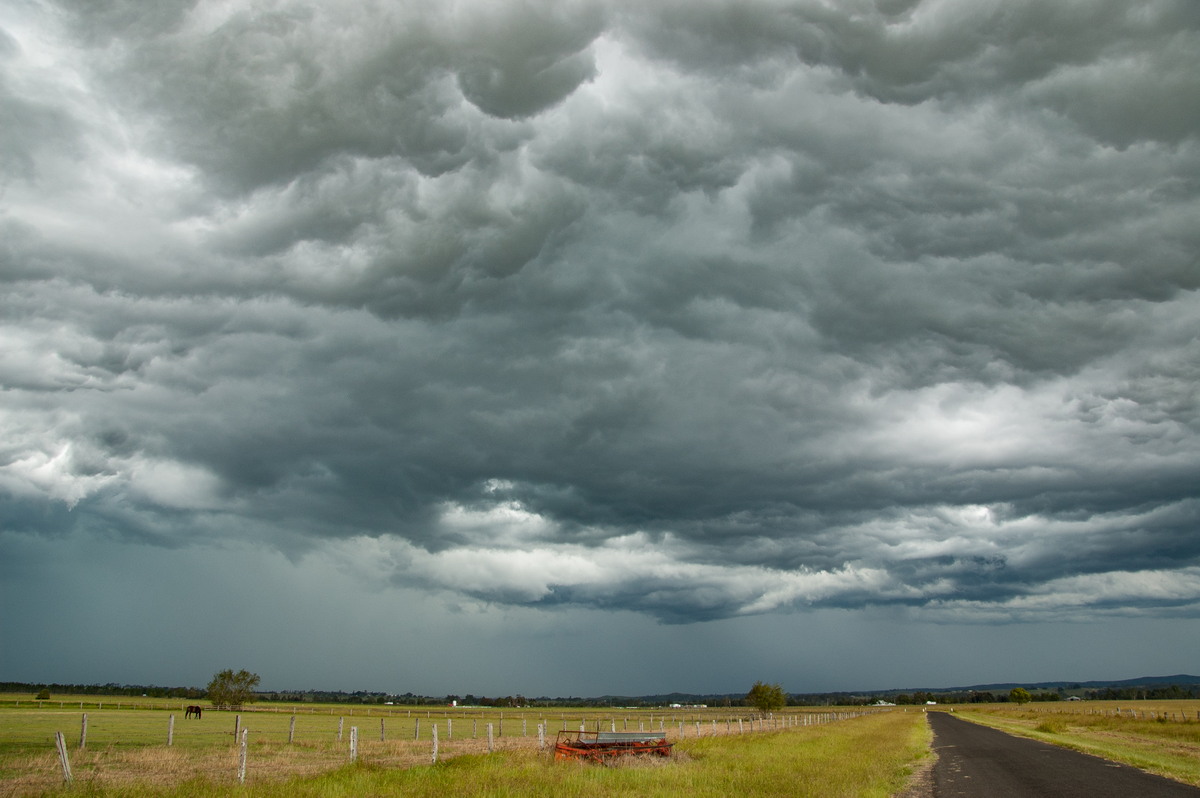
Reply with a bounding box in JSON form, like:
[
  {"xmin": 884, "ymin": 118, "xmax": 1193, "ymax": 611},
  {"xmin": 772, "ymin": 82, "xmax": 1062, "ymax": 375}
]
[
  {"xmin": 380, "ymin": 718, "xmax": 386, "ymax": 742},
  {"xmin": 168, "ymin": 714, "xmax": 175, "ymax": 746},
  {"xmin": 431, "ymin": 723, "xmax": 439, "ymax": 764},
  {"xmin": 349, "ymin": 726, "xmax": 358, "ymax": 761},
  {"xmin": 538, "ymin": 723, "xmax": 545, "ymax": 750},
  {"xmin": 289, "ymin": 715, "xmax": 296, "ymax": 744},
  {"xmin": 54, "ymin": 732, "xmax": 73, "ymax": 784},
  {"xmin": 238, "ymin": 728, "xmax": 248, "ymax": 784},
  {"xmin": 233, "ymin": 714, "xmax": 240, "ymax": 743},
  {"xmin": 338, "ymin": 717, "xmax": 344, "ymax": 741},
  {"xmin": 487, "ymin": 723, "xmax": 494, "ymax": 752},
  {"xmin": 79, "ymin": 713, "xmax": 88, "ymax": 749}
]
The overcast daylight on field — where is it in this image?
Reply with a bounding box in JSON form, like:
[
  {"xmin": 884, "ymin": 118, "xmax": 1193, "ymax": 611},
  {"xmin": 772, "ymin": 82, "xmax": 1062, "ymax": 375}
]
[{"xmin": 1, "ymin": 0, "xmax": 1198, "ymax": 698}]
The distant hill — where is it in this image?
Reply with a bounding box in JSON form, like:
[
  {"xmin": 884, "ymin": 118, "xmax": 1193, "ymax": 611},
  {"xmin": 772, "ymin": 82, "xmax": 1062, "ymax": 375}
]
[
  {"xmin": 879, "ymin": 674, "xmax": 1200, "ymax": 695},
  {"xmin": 593, "ymin": 675, "xmax": 1200, "ymax": 707}
]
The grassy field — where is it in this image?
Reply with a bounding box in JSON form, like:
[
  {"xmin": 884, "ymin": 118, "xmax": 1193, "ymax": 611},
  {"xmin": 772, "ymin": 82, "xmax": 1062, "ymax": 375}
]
[
  {"xmin": 944, "ymin": 700, "xmax": 1200, "ymax": 788},
  {"xmin": 0, "ymin": 698, "xmax": 929, "ymax": 797}
]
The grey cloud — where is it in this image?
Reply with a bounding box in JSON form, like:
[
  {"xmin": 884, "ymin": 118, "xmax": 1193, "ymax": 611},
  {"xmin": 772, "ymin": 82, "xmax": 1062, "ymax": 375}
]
[
  {"xmin": 70, "ymin": 1, "xmax": 604, "ymax": 196},
  {"xmin": 3, "ymin": 0, "xmax": 1199, "ymax": 632},
  {"xmin": 57, "ymin": 0, "xmax": 196, "ymax": 46},
  {"xmin": 627, "ymin": 0, "xmax": 1200, "ymax": 123},
  {"xmin": 0, "ymin": 82, "xmax": 80, "ymax": 181},
  {"xmin": 452, "ymin": 1, "xmax": 603, "ymax": 118}
]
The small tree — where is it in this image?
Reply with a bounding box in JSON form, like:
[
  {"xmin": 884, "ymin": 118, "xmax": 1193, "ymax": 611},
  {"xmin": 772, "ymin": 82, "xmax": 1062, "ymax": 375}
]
[
  {"xmin": 1008, "ymin": 687, "xmax": 1031, "ymax": 705},
  {"xmin": 36, "ymin": 688, "xmax": 50, "ymax": 700},
  {"xmin": 746, "ymin": 681, "xmax": 787, "ymax": 713},
  {"xmin": 207, "ymin": 669, "xmax": 261, "ymax": 710}
]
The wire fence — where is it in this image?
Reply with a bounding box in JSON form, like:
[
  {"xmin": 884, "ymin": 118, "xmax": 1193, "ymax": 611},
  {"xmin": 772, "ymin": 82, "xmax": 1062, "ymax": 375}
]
[{"xmin": 0, "ymin": 704, "xmax": 878, "ymax": 794}]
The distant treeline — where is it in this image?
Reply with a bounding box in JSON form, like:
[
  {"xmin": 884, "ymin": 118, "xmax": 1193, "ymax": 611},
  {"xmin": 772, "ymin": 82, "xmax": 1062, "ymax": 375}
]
[
  {"xmin": 4, "ymin": 681, "xmax": 1196, "ymax": 706},
  {"xmin": 259, "ymin": 692, "xmax": 729, "ymax": 708},
  {"xmin": 0, "ymin": 682, "xmax": 204, "ymax": 699},
  {"xmin": 1084, "ymin": 684, "xmax": 1197, "ymax": 701},
  {"xmin": 820, "ymin": 684, "xmax": 1199, "ymax": 705}
]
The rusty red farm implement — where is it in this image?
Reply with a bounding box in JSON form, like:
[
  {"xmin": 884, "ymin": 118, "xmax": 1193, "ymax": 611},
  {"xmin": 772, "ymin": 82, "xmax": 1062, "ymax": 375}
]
[{"xmin": 553, "ymin": 729, "xmax": 674, "ymax": 761}]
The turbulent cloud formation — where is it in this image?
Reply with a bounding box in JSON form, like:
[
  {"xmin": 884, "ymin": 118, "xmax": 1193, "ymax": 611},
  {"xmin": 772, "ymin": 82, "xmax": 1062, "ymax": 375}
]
[{"xmin": 2, "ymin": 0, "xmax": 1199, "ymax": 651}]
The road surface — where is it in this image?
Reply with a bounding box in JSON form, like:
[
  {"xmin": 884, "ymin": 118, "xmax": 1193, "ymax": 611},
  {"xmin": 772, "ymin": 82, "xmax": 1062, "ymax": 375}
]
[{"xmin": 928, "ymin": 711, "xmax": 1200, "ymax": 797}]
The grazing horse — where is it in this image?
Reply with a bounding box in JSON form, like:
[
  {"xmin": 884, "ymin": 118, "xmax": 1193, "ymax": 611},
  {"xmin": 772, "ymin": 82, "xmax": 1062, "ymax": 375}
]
[{"xmin": 185, "ymin": 705, "xmax": 203, "ymax": 719}]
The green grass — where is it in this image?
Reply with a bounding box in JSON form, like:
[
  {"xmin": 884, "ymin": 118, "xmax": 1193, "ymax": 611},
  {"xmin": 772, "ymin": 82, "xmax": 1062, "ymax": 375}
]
[
  {"xmin": 0, "ymin": 699, "xmax": 883, "ymax": 751},
  {"xmin": 0, "ymin": 706, "xmax": 929, "ymax": 797}
]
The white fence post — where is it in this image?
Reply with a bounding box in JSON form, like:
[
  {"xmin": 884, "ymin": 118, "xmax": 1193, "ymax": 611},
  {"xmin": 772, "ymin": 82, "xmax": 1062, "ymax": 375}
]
[
  {"xmin": 79, "ymin": 713, "xmax": 88, "ymax": 750},
  {"xmin": 487, "ymin": 723, "xmax": 494, "ymax": 752},
  {"xmin": 349, "ymin": 726, "xmax": 358, "ymax": 761},
  {"xmin": 238, "ymin": 728, "xmax": 248, "ymax": 784},
  {"xmin": 338, "ymin": 717, "xmax": 344, "ymax": 741},
  {"xmin": 432, "ymin": 723, "xmax": 439, "ymax": 764},
  {"xmin": 168, "ymin": 714, "xmax": 175, "ymax": 746}
]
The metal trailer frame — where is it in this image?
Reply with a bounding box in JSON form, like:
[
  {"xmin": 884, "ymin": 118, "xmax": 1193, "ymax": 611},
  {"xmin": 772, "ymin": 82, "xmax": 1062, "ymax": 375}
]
[{"xmin": 553, "ymin": 729, "xmax": 674, "ymax": 761}]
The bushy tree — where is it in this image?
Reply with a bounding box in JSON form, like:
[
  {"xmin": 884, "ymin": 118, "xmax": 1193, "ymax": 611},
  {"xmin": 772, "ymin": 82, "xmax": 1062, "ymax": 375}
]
[
  {"xmin": 206, "ymin": 669, "xmax": 261, "ymax": 710},
  {"xmin": 746, "ymin": 681, "xmax": 787, "ymax": 713},
  {"xmin": 1008, "ymin": 687, "xmax": 1031, "ymax": 705}
]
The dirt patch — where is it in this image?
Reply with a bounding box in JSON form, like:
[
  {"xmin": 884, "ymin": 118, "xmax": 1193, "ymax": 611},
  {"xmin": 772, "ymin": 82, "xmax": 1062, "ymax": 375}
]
[{"xmin": 894, "ymin": 751, "xmax": 936, "ymax": 798}]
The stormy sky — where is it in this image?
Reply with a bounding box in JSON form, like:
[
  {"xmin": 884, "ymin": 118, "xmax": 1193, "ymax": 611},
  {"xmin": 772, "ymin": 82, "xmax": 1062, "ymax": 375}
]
[{"xmin": 2, "ymin": 0, "xmax": 1198, "ymax": 697}]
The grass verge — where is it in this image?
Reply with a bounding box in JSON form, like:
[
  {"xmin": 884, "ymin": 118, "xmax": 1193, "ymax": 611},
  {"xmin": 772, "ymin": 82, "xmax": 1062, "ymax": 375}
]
[{"xmin": 952, "ymin": 707, "xmax": 1200, "ymax": 787}]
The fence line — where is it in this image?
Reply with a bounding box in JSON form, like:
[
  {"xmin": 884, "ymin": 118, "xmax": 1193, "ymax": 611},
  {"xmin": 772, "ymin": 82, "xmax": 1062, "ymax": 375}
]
[
  {"xmin": 8, "ymin": 696, "xmax": 1199, "ymax": 725},
  {"xmin": 18, "ymin": 700, "xmax": 1200, "ymax": 791},
  {"xmin": 31, "ymin": 707, "xmax": 881, "ymax": 793}
]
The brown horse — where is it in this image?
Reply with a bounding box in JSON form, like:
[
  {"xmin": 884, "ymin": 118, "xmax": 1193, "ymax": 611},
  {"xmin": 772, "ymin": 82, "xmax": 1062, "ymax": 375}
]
[{"xmin": 185, "ymin": 705, "xmax": 203, "ymax": 719}]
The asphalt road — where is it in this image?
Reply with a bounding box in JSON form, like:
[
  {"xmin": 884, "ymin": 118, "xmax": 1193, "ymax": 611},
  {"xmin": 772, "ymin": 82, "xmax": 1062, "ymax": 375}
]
[{"xmin": 928, "ymin": 711, "xmax": 1200, "ymax": 798}]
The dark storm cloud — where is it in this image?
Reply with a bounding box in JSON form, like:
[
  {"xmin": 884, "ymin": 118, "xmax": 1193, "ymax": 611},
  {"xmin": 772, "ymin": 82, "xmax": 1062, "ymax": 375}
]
[{"xmin": 2, "ymin": 0, "xmax": 1199, "ymax": 628}]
